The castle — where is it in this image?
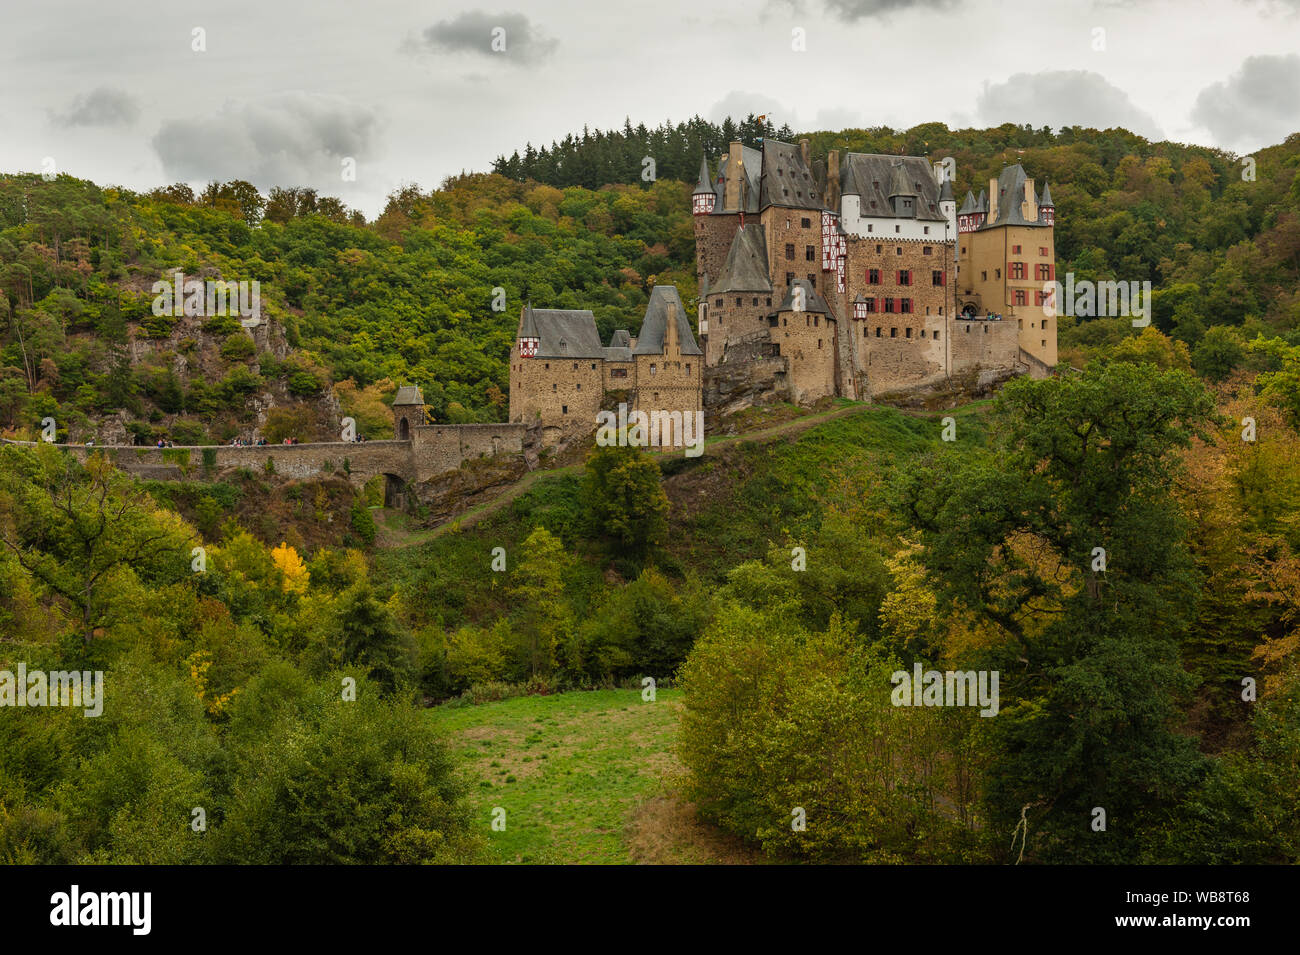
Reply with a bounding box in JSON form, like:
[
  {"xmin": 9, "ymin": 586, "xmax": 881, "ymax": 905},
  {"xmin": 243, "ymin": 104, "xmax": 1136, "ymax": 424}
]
[
  {"xmin": 507, "ymin": 137, "xmax": 1058, "ymax": 446},
  {"xmin": 508, "ymin": 285, "xmax": 703, "ymax": 448}
]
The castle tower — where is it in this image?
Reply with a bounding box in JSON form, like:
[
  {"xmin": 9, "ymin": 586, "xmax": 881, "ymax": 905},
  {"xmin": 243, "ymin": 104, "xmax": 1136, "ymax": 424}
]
[
  {"xmin": 938, "ymin": 175, "xmax": 956, "ymax": 237},
  {"xmin": 392, "ymin": 385, "xmax": 425, "ymax": 441},
  {"xmin": 692, "ymin": 157, "xmax": 716, "ymax": 215},
  {"xmin": 1039, "ymin": 181, "xmax": 1054, "ymax": 227}
]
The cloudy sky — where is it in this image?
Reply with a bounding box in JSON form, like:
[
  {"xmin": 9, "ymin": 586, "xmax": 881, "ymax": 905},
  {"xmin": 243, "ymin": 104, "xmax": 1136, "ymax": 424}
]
[{"xmin": 2, "ymin": 0, "xmax": 1298, "ymax": 218}]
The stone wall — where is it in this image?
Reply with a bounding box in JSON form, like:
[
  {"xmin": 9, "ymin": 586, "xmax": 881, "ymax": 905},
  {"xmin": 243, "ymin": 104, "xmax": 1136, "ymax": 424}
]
[
  {"xmin": 693, "ymin": 212, "xmax": 741, "ymax": 289},
  {"xmin": 773, "ymin": 309, "xmax": 837, "ymax": 404},
  {"xmin": 949, "ymin": 318, "xmax": 1022, "ymax": 384},
  {"xmin": 5, "ymin": 421, "xmax": 539, "ymax": 492}
]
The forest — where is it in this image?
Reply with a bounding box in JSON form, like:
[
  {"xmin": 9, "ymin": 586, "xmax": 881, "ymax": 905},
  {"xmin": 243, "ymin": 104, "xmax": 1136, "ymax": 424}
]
[{"xmin": 1, "ymin": 118, "xmax": 1299, "ymax": 864}]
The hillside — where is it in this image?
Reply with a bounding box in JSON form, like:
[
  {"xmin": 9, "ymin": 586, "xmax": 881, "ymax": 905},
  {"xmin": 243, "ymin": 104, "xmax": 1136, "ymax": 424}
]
[{"xmin": 4, "ymin": 121, "xmax": 1299, "ymax": 448}]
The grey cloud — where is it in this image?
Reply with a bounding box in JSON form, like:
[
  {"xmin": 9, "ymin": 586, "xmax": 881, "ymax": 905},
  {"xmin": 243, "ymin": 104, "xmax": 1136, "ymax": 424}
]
[
  {"xmin": 1192, "ymin": 54, "xmax": 1300, "ymax": 149},
  {"xmin": 707, "ymin": 91, "xmax": 790, "ymax": 126},
  {"xmin": 976, "ymin": 70, "xmax": 1163, "ymax": 140},
  {"xmin": 823, "ymin": 0, "xmax": 958, "ymax": 21},
  {"xmin": 152, "ymin": 92, "xmax": 381, "ymax": 189},
  {"xmin": 418, "ymin": 11, "xmax": 557, "ymax": 64},
  {"xmin": 52, "ymin": 87, "xmax": 140, "ymax": 128}
]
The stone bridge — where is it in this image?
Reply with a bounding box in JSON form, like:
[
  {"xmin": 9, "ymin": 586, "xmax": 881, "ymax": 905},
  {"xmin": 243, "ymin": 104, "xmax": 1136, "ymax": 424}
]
[{"xmin": 3, "ymin": 422, "xmax": 540, "ymax": 507}]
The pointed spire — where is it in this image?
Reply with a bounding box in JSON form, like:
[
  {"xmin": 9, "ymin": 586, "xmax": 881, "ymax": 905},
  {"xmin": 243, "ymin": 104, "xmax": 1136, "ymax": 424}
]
[
  {"xmin": 938, "ymin": 177, "xmax": 954, "ymax": 203},
  {"xmin": 1039, "ymin": 180, "xmax": 1053, "ymax": 207},
  {"xmin": 976, "ymin": 189, "xmax": 988, "ymax": 213},
  {"xmin": 958, "ymin": 190, "xmax": 977, "ymax": 215},
  {"xmin": 693, "ymin": 156, "xmax": 712, "ymax": 195}
]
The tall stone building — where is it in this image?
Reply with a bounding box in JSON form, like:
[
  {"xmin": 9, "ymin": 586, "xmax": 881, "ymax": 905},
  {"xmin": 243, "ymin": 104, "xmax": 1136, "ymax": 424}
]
[
  {"xmin": 508, "ymin": 285, "xmax": 703, "ymax": 448},
  {"xmin": 955, "ymin": 165, "xmax": 1057, "ymax": 373},
  {"xmin": 692, "ymin": 138, "xmax": 1057, "ymax": 401}
]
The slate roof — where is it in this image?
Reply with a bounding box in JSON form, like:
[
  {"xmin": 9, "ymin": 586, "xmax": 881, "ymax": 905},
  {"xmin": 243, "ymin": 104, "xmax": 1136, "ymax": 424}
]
[
  {"xmin": 983, "ymin": 164, "xmax": 1050, "ymax": 228},
  {"xmin": 712, "ymin": 223, "xmax": 773, "ymax": 293},
  {"xmin": 634, "ymin": 286, "xmax": 702, "ymax": 356},
  {"xmin": 958, "ymin": 190, "xmax": 978, "ymax": 215},
  {"xmin": 1039, "ymin": 180, "xmax": 1053, "ymax": 206},
  {"xmin": 774, "ymin": 278, "xmax": 833, "ymax": 316},
  {"xmin": 839, "ymin": 153, "xmax": 946, "ymax": 222},
  {"xmin": 519, "ymin": 306, "xmax": 605, "ymax": 358},
  {"xmin": 693, "ymin": 156, "xmax": 713, "ymax": 195},
  {"xmin": 393, "ymin": 385, "xmax": 425, "ymax": 406},
  {"xmin": 604, "ymin": 328, "xmax": 633, "ymax": 361},
  {"xmin": 938, "ymin": 177, "xmax": 954, "ymax": 203},
  {"xmin": 759, "ymin": 139, "xmax": 824, "ymax": 210}
]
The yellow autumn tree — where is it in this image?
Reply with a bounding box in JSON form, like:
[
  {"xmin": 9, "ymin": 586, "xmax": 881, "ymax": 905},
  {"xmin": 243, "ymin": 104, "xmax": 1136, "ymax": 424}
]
[{"xmin": 270, "ymin": 541, "xmax": 309, "ymax": 595}]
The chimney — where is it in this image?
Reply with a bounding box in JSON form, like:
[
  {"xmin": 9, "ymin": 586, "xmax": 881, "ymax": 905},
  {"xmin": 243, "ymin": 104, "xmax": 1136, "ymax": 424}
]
[
  {"xmin": 826, "ymin": 150, "xmax": 841, "ymax": 210},
  {"xmin": 988, "ymin": 177, "xmax": 999, "ymax": 223},
  {"xmin": 799, "ymin": 138, "xmax": 810, "ymax": 168},
  {"xmin": 725, "ymin": 141, "xmax": 744, "ymax": 211},
  {"xmin": 665, "ymin": 301, "xmax": 680, "ymax": 355},
  {"xmin": 1021, "ymin": 177, "xmax": 1036, "ymax": 221}
]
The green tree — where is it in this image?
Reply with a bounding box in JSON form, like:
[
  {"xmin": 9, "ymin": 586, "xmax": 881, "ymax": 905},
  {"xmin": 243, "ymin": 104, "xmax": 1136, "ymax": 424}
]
[
  {"xmin": 898, "ymin": 362, "xmax": 1217, "ymax": 862},
  {"xmin": 580, "ymin": 442, "xmax": 668, "ymax": 563}
]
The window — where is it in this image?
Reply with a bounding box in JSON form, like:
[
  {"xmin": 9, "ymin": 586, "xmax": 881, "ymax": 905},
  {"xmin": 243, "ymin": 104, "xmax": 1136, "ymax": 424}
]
[
  {"xmin": 884, "ymin": 298, "xmax": 895, "ymax": 313},
  {"xmin": 1009, "ymin": 262, "xmax": 1026, "ymax": 280},
  {"xmin": 552, "ymin": 383, "xmax": 556, "ymax": 392},
  {"xmin": 650, "ymin": 364, "xmax": 656, "ymax": 375},
  {"xmin": 981, "ymin": 271, "xmax": 987, "ymax": 281},
  {"xmin": 932, "ymin": 270, "xmax": 944, "ymax": 286},
  {"xmin": 899, "ymin": 269, "xmax": 912, "ymax": 285},
  {"xmin": 611, "ymin": 367, "xmax": 628, "ymax": 379},
  {"xmin": 995, "ymin": 268, "xmax": 1001, "ymax": 279},
  {"xmin": 1040, "ymin": 246, "xmax": 1049, "ymax": 256},
  {"xmin": 591, "ymin": 363, "xmax": 596, "ymax": 370},
  {"xmin": 807, "ymin": 274, "xmax": 816, "ymax": 286},
  {"xmin": 752, "ymin": 297, "xmax": 759, "ymax": 306},
  {"xmin": 876, "ymin": 244, "xmax": 882, "ymax": 253},
  {"xmin": 785, "ymin": 243, "xmax": 795, "ymax": 260},
  {"xmin": 686, "ymin": 364, "xmax": 691, "ymax": 375},
  {"xmin": 572, "ymin": 362, "xmax": 578, "ymax": 370},
  {"xmin": 1036, "ymin": 263, "xmax": 1054, "ymax": 281},
  {"xmin": 562, "ymin": 405, "xmax": 568, "ymax": 414},
  {"xmin": 890, "ymin": 327, "xmax": 897, "ymax": 337},
  {"xmin": 896, "ymin": 247, "xmax": 903, "ymax": 256},
  {"xmin": 864, "ymin": 297, "xmax": 877, "ymax": 312},
  {"xmin": 1042, "ymin": 340, "xmax": 1047, "ymax": 348},
  {"xmin": 900, "ymin": 298, "xmax": 913, "ymax": 314},
  {"xmin": 576, "ymin": 383, "xmax": 581, "ymax": 391},
  {"xmin": 924, "ymin": 226, "xmax": 930, "ymax": 235},
  {"xmin": 895, "ymin": 224, "xmax": 901, "ymax": 233},
  {"xmin": 923, "ymin": 246, "xmax": 932, "ymax": 255},
  {"xmin": 805, "ymin": 245, "xmax": 815, "ymax": 261},
  {"xmin": 868, "ymin": 224, "xmax": 873, "ymax": 232},
  {"xmin": 934, "ymin": 330, "xmax": 940, "ymax": 340},
  {"xmin": 875, "ymin": 327, "xmax": 882, "ymax": 337},
  {"xmin": 905, "ymin": 327, "xmax": 912, "ymax": 338},
  {"xmin": 801, "ymin": 217, "xmax": 811, "ymax": 228},
  {"xmin": 1034, "ymin": 291, "xmax": 1046, "ymax": 306},
  {"xmin": 766, "ymin": 297, "xmax": 772, "ymax": 305},
  {"xmin": 715, "ymin": 298, "xmax": 722, "ymax": 307},
  {"xmin": 736, "ymin": 297, "xmax": 742, "ymax": 305},
  {"xmin": 1012, "ymin": 244, "xmax": 1021, "ymax": 254},
  {"xmin": 544, "ymin": 363, "xmax": 549, "ymax": 369},
  {"xmin": 817, "ymin": 339, "xmax": 822, "ymax": 349},
  {"xmin": 1014, "ymin": 289, "xmax": 1027, "ymax": 306},
  {"xmin": 785, "ymin": 272, "xmax": 794, "ymax": 285},
  {"xmin": 868, "ymin": 268, "xmax": 881, "ymax": 285}
]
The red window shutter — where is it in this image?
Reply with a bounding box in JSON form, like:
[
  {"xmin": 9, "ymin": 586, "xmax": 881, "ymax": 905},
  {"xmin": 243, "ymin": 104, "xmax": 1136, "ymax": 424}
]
[{"xmin": 941, "ymin": 270, "xmax": 946, "ymax": 286}]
